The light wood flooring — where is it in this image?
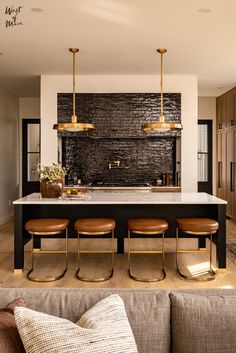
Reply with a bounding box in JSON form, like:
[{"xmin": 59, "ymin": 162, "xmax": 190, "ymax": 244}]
[{"xmin": 0, "ymin": 219, "xmax": 236, "ymax": 289}]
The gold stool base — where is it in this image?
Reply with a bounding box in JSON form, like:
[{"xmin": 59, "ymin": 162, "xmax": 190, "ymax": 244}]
[
  {"xmin": 128, "ymin": 268, "xmax": 166, "ymax": 282},
  {"xmin": 176, "ymin": 267, "xmax": 216, "ymax": 282},
  {"xmin": 26, "ymin": 228, "xmax": 68, "ymax": 283},
  {"xmin": 76, "ymin": 229, "xmax": 115, "ymax": 282},
  {"xmin": 27, "ymin": 267, "xmax": 68, "ymax": 282},
  {"xmin": 176, "ymin": 227, "xmax": 216, "ymax": 282},
  {"xmin": 76, "ymin": 268, "xmax": 113, "ymax": 282}
]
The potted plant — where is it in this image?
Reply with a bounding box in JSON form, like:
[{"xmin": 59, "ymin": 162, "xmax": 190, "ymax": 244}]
[{"xmin": 37, "ymin": 163, "xmax": 67, "ymax": 198}]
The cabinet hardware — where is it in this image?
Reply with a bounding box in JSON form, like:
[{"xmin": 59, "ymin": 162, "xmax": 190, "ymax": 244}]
[
  {"xmin": 230, "ymin": 162, "xmax": 235, "ymax": 192},
  {"xmin": 218, "ymin": 161, "xmax": 222, "ymax": 188}
]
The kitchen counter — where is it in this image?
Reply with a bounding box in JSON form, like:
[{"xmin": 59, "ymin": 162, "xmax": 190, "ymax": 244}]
[
  {"xmin": 13, "ymin": 192, "xmax": 226, "ymax": 272},
  {"xmin": 14, "ymin": 192, "xmax": 226, "ymax": 205}
]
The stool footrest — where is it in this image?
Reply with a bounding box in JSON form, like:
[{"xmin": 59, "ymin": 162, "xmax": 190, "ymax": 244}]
[
  {"xmin": 129, "ymin": 250, "xmax": 163, "ymax": 254},
  {"xmin": 33, "ymin": 250, "xmax": 67, "ymax": 254},
  {"xmin": 79, "ymin": 250, "xmax": 113, "ymax": 254},
  {"xmin": 177, "ymin": 249, "xmax": 207, "ymax": 254}
]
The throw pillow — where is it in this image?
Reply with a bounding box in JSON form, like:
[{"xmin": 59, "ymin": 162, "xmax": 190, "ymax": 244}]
[
  {"xmin": 0, "ymin": 298, "xmax": 26, "ymax": 353},
  {"xmin": 15, "ymin": 294, "xmax": 138, "ymax": 353},
  {"xmin": 171, "ymin": 293, "xmax": 236, "ymax": 353}
]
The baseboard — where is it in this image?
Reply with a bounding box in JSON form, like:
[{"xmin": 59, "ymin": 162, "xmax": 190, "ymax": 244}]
[{"xmin": 0, "ymin": 212, "xmax": 13, "ymax": 226}]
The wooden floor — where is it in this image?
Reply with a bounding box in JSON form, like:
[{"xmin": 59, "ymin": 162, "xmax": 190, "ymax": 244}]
[{"xmin": 0, "ymin": 218, "xmax": 236, "ymax": 289}]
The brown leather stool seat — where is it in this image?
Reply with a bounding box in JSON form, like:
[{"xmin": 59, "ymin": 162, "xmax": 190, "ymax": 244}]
[
  {"xmin": 127, "ymin": 218, "xmax": 168, "ymax": 282},
  {"xmin": 74, "ymin": 218, "xmax": 115, "ymax": 234},
  {"xmin": 128, "ymin": 218, "xmax": 168, "ymax": 233},
  {"xmin": 74, "ymin": 218, "xmax": 116, "ymax": 282},
  {"xmin": 176, "ymin": 218, "xmax": 218, "ymax": 234},
  {"xmin": 25, "ymin": 218, "xmax": 69, "ymax": 282},
  {"xmin": 176, "ymin": 217, "xmax": 219, "ymax": 281}
]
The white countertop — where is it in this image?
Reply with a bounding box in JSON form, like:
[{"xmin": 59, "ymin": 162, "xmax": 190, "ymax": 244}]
[{"xmin": 13, "ymin": 192, "xmax": 227, "ymax": 205}]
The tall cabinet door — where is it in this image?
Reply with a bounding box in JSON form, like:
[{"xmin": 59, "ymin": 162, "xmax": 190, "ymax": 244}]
[
  {"xmin": 217, "ymin": 131, "xmax": 226, "ymax": 200},
  {"xmin": 226, "ymin": 130, "xmax": 236, "ymax": 218}
]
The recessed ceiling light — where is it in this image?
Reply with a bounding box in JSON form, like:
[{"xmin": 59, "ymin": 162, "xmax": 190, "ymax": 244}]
[
  {"xmin": 198, "ymin": 8, "xmax": 211, "ymax": 13},
  {"xmin": 31, "ymin": 8, "xmax": 43, "ymax": 13}
]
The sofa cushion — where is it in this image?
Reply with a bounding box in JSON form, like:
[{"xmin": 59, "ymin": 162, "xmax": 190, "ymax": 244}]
[
  {"xmin": 0, "ymin": 288, "xmax": 171, "ymax": 353},
  {"xmin": 171, "ymin": 292, "xmax": 236, "ymax": 353},
  {"xmin": 15, "ymin": 294, "xmax": 138, "ymax": 353},
  {"xmin": 0, "ymin": 298, "xmax": 26, "ymax": 353}
]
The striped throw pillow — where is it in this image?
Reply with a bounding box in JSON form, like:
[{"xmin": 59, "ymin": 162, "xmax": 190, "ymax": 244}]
[{"xmin": 14, "ymin": 294, "xmax": 138, "ymax": 353}]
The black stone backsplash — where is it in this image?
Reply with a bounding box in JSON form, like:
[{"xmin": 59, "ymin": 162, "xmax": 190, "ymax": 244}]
[
  {"xmin": 58, "ymin": 93, "xmax": 181, "ymax": 185},
  {"xmin": 62, "ymin": 137, "xmax": 176, "ymax": 185}
]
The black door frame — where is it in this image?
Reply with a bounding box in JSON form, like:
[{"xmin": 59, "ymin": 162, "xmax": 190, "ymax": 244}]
[
  {"xmin": 198, "ymin": 119, "xmax": 213, "ymax": 194},
  {"xmin": 22, "ymin": 119, "xmax": 40, "ymax": 196}
]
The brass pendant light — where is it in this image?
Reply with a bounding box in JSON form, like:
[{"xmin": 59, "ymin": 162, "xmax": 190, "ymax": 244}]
[
  {"xmin": 53, "ymin": 48, "xmax": 95, "ymax": 132},
  {"xmin": 142, "ymin": 49, "xmax": 182, "ymax": 132}
]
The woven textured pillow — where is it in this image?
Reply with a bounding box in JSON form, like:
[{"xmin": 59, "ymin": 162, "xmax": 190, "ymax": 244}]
[
  {"xmin": 0, "ymin": 298, "xmax": 26, "ymax": 353},
  {"xmin": 15, "ymin": 294, "xmax": 138, "ymax": 353}
]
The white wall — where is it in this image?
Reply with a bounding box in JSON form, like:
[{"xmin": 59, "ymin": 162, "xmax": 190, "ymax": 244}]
[
  {"xmin": 19, "ymin": 97, "xmax": 40, "ymax": 119},
  {"xmin": 41, "ymin": 75, "xmax": 198, "ymax": 192},
  {"xmin": 0, "ymin": 86, "xmax": 19, "ymax": 225},
  {"xmin": 198, "ymin": 97, "xmax": 216, "ymax": 195}
]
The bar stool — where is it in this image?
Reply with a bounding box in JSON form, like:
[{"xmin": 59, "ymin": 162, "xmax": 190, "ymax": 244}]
[
  {"xmin": 25, "ymin": 218, "xmax": 69, "ymax": 282},
  {"xmin": 176, "ymin": 218, "xmax": 218, "ymax": 281},
  {"xmin": 74, "ymin": 218, "xmax": 116, "ymax": 282},
  {"xmin": 127, "ymin": 218, "xmax": 168, "ymax": 282}
]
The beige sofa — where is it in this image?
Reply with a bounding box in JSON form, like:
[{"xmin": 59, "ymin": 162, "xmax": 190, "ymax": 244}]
[{"xmin": 1, "ymin": 287, "xmax": 236, "ymax": 353}]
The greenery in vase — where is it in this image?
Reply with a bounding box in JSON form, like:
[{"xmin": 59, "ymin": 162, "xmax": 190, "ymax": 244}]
[{"xmin": 37, "ymin": 163, "xmax": 67, "ymax": 182}]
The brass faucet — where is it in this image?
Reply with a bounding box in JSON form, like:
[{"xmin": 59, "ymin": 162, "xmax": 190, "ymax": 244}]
[{"xmin": 108, "ymin": 160, "xmax": 120, "ymax": 169}]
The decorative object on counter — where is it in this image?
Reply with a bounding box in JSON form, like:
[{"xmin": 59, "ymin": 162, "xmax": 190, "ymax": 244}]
[
  {"xmin": 53, "ymin": 48, "xmax": 95, "ymax": 132},
  {"xmin": 38, "ymin": 163, "xmax": 66, "ymax": 198},
  {"xmin": 162, "ymin": 173, "xmax": 173, "ymax": 186},
  {"xmin": 142, "ymin": 49, "xmax": 183, "ymax": 133},
  {"xmin": 62, "ymin": 188, "xmax": 90, "ymax": 201}
]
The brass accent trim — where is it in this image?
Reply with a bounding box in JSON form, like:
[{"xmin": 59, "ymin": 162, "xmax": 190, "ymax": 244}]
[
  {"xmin": 27, "ymin": 228, "xmax": 68, "ymax": 282},
  {"xmin": 180, "ymin": 230, "xmax": 217, "ymax": 235},
  {"xmin": 76, "ymin": 229, "xmax": 114, "ymax": 282},
  {"xmin": 14, "ymin": 269, "xmax": 23, "ymax": 275},
  {"xmin": 128, "ymin": 229, "xmax": 166, "ymax": 282},
  {"xmin": 176, "ymin": 227, "xmax": 216, "ymax": 281},
  {"xmin": 53, "ymin": 122, "xmax": 95, "ymax": 131},
  {"xmin": 76, "ymin": 230, "xmax": 112, "ymax": 235},
  {"xmin": 28, "ymin": 230, "xmax": 63, "ymax": 235},
  {"xmin": 142, "ymin": 122, "xmax": 183, "ymax": 131},
  {"xmin": 130, "ymin": 229, "xmax": 166, "ymax": 235}
]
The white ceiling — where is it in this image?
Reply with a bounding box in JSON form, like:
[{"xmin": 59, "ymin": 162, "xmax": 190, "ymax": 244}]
[{"xmin": 0, "ymin": 0, "xmax": 236, "ymax": 97}]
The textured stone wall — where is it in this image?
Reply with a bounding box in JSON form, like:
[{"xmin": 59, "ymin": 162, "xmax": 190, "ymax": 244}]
[{"xmin": 58, "ymin": 93, "xmax": 181, "ymax": 184}]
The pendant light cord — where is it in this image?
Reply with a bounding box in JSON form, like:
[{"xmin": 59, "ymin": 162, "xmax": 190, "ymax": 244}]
[
  {"xmin": 160, "ymin": 51, "xmax": 163, "ymax": 117},
  {"xmin": 72, "ymin": 50, "xmax": 76, "ymax": 118}
]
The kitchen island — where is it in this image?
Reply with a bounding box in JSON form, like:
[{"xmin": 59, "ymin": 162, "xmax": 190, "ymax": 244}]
[{"xmin": 13, "ymin": 192, "xmax": 227, "ymax": 272}]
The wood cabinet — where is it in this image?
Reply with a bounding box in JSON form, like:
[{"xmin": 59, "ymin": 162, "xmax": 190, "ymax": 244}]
[{"xmin": 216, "ymin": 87, "xmax": 236, "ymax": 220}]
